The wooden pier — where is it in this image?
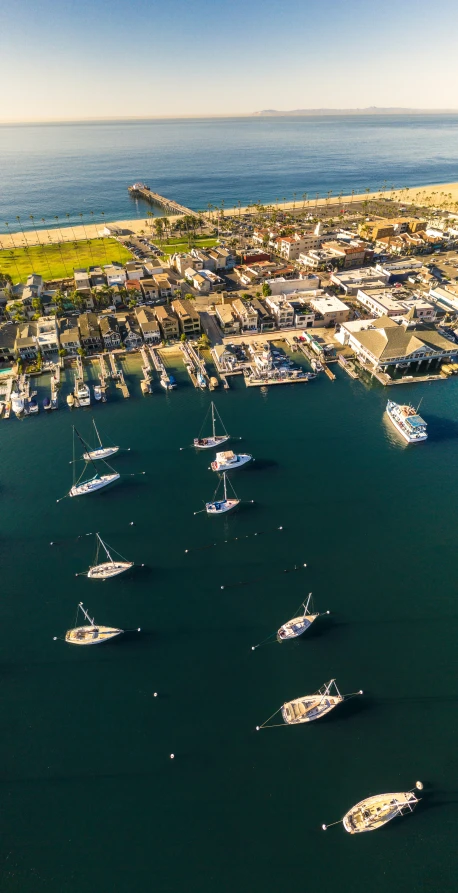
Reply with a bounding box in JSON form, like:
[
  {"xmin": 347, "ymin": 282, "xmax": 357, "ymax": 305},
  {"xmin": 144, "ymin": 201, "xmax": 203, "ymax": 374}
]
[
  {"xmin": 109, "ymin": 352, "xmax": 129, "ymax": 398},
  {"xmin": 128, "ymin": 183, "xmax": 198, "ymax": 217},
  {"xmin": 140, "ymin": 347, "xmax": 154, "ymax": 394}
]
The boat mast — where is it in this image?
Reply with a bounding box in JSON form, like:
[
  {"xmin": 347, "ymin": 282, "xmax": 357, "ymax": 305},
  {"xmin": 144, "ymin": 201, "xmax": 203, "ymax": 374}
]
[
  {"xmin": 223, "ymin": 472, "xmax": 227, "ymax": 501},
  {"xmin": 211, "ymin": 402, "xmax": 216, "ymax": 439},
  {"xmin": 303, "ymin": 592, "xmax": 312, "ymax": 615},
  {"xmin": 98, "ymin": 533, "xmax": 113, "ymax": 563},
  {"xmin": 93, "ymin": 419, "xmax": 102, "ymax": 447},
  {"xmin": 79, "ymin": 602, "xmax": 95, "ymax": 626}
]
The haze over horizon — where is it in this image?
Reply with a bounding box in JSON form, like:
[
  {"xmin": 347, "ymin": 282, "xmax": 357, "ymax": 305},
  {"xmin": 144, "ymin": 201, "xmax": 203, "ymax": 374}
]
[{"xmin": 2, "ymin": 0, "xmax": 458, "ymax": 122}]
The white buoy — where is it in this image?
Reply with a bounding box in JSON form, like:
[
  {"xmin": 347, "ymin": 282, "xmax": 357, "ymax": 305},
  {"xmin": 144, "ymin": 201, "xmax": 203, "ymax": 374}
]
[
  {"xmin": 326, "ymin": 610, "xmax": 330, "ymax": 614},
  {"xmin": 251, "ymin": 646, "xmax": 255, "ymax": 651},
  {"xmin": 416, "ymin": 781, "xmax": 424, "ymax": 791},
  {"xmin": 137, "ymin": 628, "xmax": 141, "ymax": 632},
  {"xmin": 185, "ymin": 549, "xmax": 189, "ymax": 553},
  {"xmin": 256, "ymin": 726, "xmax": 260, "ymax": 731},
  {"xmin": 141, "ymin": 563, "xmax": 145, "ymax": 567},
  {"xmin": 322, "ymin": 824, "xmax": 327, "ymax": 831},
  {"xmin": 359, "ymin": 690, "xmax": 364, "ymax": 695},
  {"xmin": 153, "ymin": 692, "xmax": 158, "ymax": 697},
  {"xmin": 170, "ymin": 753, "xmax": 175, "ymax": 759},
  {"xmin": 130, "ymin": 521, "xmax": 134, "ymax": 526},
  {"xmin": 53, "ymin": 637, "xmax": 57, "ymax": 641},
  {"xmin": 278, "ymin": 526, "xmax": 283, "ymax": 530},
  {"xmin": 50, "ymin": 542, "xmax": 54, "ymax": 546},
  {"xmin": 303, "ymin": 563, "xmax": 307, "ymax": 567}
]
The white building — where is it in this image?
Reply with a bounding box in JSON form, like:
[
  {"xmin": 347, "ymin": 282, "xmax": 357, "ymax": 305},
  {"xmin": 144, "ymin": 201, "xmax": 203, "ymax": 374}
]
[
  {"xmin": 265, "ymin": 296, "xmax": 294, "ymax": 328},
  {"xmin": 331, "ymin": 267, "xmax": 390, "ymax": 295},
  {"xmin": 265, "ymin": 275, "xmax": 320, "ymax": 295},
  {"xmin": 309, "ymin": 294, "xmax": 350, "ymax": 328},
  {"xmin": 104, "ymin": 265, "xmax": 127, "ymax": 287},
  {"xmin": 36, "ymin": 316, "xmax": 59, "ymax": 356}
]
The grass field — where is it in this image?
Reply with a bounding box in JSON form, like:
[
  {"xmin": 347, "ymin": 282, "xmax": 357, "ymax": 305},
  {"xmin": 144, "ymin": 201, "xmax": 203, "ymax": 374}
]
[
  {"xmin": 0, "ymin": 239, "xmax": 132, "ymax": 284},
  {"xmin": 159, "ymin": 236, "xmax": 218, "ymax": 257}
]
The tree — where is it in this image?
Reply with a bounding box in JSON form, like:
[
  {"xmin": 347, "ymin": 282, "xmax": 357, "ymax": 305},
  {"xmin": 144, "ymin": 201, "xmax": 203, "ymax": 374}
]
[
  {"xmin": 198, "ymin": 333, "xmax": 210, "ymax": 349},
  {"xmin": 58, "ymin": 348, "xmax": 67, "ymax": 357},
  {"xmin": 262, "ymin": 282, "xmax": 272, "ymax": 297},
  {"xmin": 77, "ymin": 347, "xmax": 86, "ymax": 357},
  {"xmin": 154, "ymin": 219, "xmax": 164, "ymax": 243},
  {"xmin": 180, "ymin": 332, "xmax": 187, "ymax": 342},
  {"xmin": 32, "ymin": 296, "xmax": 43, "ymax": 316},
  {"xmin": 184, "ymin": 292, "xmax": 195, "ymax": 301}
]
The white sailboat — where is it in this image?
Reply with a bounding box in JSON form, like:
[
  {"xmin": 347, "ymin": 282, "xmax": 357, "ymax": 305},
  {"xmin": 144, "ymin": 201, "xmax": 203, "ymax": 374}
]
[
  {"xmin": 194, "ymin": 401, "xmax": 230, "ymax": 450},
  {"xmin": 257, "ymin": 681, "xmax": 363, "ymax": 730},
  {"xmin": 69, "ymin": 427, "xmax": 120, "ymax": 497},
  {"xmin": 83, "ymin": 419, "xmax": 120, "ymax": 461},
  {"xmin": 205, "ymin": 472, "xmax": 240, "ymax": 515},
  {"xmin": 277, "ymin": 593, "xmax": 329, "ymax": 642},
  {"xmin": 82, "ymin": 533, "xmax": 134, "ymax": 579},
  {"xmin": 63, "ymin": 602, "xmax": 123, "ymax": 645},
  {"xmin": 322, "ymin": 782, "xmax": 423, "ymax": 833}
]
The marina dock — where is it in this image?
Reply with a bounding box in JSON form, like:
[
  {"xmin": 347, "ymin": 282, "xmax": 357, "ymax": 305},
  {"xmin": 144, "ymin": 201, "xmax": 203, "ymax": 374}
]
[
  {"xmin": 51, "ymin": 363, "xmax": 60, "ymax": 408},
  {"xmin": 109, "ymin": 353, "xmax": 129, "ymax": 398},
  {"xmin": 96, "ymin": 354, "xmax": 109, "ymax": 401},
  {"xmin": 180, "ymin": 342, "xmax": 210, "ymax": 388},
  {"xmin": 128, "ymin": 183, "xmax": 198, "ymax": 217},
  {"xmin": 140, "ymin": 347, "xmax": 153, "ymax": 394},
  {"xmin": 0, "ymin": 377, "xmax": 13, "ymax": 418}
]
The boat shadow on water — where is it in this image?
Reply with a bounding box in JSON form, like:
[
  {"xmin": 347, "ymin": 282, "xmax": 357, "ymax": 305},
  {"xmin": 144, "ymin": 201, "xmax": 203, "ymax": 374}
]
[
  {"xmin": 422, "ymin": 414, "xmax": 458, "ymax": 443},
  {"xmin": 247, "ymin": 458, "xmax": 280, "ymax": 472}
]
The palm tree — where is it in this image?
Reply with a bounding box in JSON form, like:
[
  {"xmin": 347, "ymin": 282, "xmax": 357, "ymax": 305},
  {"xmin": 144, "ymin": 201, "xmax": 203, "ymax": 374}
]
[
  {"xmin": 302, "ymin": 192, "xmax": 308, "ymax": 210},
  {"xmin": 8, "ymin": 250, "xmax": 21, "ymax": 280}
]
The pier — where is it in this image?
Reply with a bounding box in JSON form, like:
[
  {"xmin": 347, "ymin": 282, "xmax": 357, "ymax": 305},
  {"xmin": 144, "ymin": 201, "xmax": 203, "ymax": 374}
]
[
  {"xmin": 128, "ymin": 183, "xmax": 198, "ymax": 217},
  {"xmin": 140, "ymin": 347, "xmax": 153, "ymax": 394},
  {"xmin": 0, "ymin": 377, "xmax": 13, "ymax": 418},
  {"xmin": 51, "ymin": 363, "xmax": 60, "ymax": 408},
  {"xmin": 180, "ymin": 342, "xmax": 211, "ymax": 388},
  {"xmin": 108, "ymin": 352, "xmax": 129, "ymax": 397},
  {"xmin": 96, "ymin": 354, "xmax": 109, "ymax": 401}
]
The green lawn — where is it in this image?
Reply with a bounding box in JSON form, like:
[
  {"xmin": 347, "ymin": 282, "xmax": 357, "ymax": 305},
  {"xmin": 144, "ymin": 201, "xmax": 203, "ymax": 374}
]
[
  {"xmin": 0, "ymin": 239, "xmax": 132, "ymax": 284},
  {"xmin": 159, "ymin": 236, "xmax": 218, "ymax": 257}
]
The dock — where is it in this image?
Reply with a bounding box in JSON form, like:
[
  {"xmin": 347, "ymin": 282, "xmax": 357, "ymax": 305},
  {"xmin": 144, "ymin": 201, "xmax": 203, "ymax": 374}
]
[
  {"xmin": 0, "ymin": 377, "xmax": 13, "ymax": 418},
  {"xmin": 244, "ymin": 373, "xmax": 310, "ymax": 387},
  {"xmin": 128, "ymin": 183, "xmax": 198, "ymax": 217},
  {"xmin": 140, "ymin": 347, "xmax": 154, "ymax": 394},
  {"xmin": 97, "ymin": 353, "xmax": 109, "ymax": 401},
  {"xmin": 51, "ymin": 363, "xmax": 60, "ymax": 408},
  {"xmin": 149, "ymin": 346, "xmax": 175, "ymax": 389},
  {"xmin": 180, "ymin": 342, "xmax": 211, "ymax": 388},
  {"xmin": 108, "ymin": 352, "xmax": 129, "ymax": 397}
]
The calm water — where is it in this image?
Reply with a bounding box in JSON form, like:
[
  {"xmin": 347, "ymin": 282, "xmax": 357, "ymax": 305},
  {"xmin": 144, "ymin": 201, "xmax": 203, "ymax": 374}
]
[
  {"xmin": 0, "ymin": 362, "xmax": 457, "ymax": 892},
  {"xmin": 1, "ymin": 115, "xmax": 458, "ymax": 234}
]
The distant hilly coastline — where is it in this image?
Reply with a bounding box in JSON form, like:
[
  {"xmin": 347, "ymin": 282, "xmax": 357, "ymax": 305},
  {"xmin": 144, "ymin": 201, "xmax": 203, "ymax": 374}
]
[{"xmin": 252, "ymin": 107, "xmax": 458, "ymax": 116}]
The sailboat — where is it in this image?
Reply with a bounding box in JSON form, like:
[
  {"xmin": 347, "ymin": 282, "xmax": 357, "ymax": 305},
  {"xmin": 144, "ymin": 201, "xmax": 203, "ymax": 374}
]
[
  {"xmin": 82, "ymin": 533, "xmax": 134, "ymax": 579},
  {"xmin": 64, "ymin": 602, "xmax": 123, "ymax": 645},
  {"xmin": 277, "ymin": 593, "xmax": 329, "ymax": 642},
  {"xmin": 322, "ymin": 783, "xmax": 423, "ymax": 833},
  {"xmin": 69, "ymin": 427, "xmax": 120, "ymax": 497},
  {"xmin": 205, "ymin": 472, "xmax": 240, "ymax": 515},
  {"xmin": 281, "ymin": 680, "xmax": 346, "ymax": 724},
  {"xmin": 82, "ymin": 419, "xmax": 120, "ymax": 461},
  {"xmin": 194, "ymin": 401, "xmax": 230, "ymax": 450}
]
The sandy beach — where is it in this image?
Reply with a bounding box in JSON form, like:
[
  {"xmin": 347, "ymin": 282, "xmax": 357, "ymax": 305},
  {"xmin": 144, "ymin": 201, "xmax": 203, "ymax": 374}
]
[{"xmin": 1, "ymin": 181, "xmax": 457, "ymax": 250}]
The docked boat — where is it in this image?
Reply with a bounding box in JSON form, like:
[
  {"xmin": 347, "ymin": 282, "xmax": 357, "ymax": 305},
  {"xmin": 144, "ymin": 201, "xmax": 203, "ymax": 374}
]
[
  {"xmin": 84, "ymin": 533, "xmax": 133, "ymax": 579},
  {"xmin": 211, "ymin": 450, "xmax": 252, "ymax": 472},
  {"xmin": 28, "ymin": 398, "xmax": 39, "ymax": 414},
  {"xmin": 93, "ymin": 384, "xmax": 102, "ymax": 401},
  {"xmin": 210, "ymin": 376, "xmax": 219, "ymax": 389},
  {"xmin": 277, "ymin": 592, "xmax": 329, "ymax": 642},
  {"xmin": 43, "ymin": 396, "xmax": 52, "ymax": 410},
  {"xmin": 281, "ymin": 680, "xmax": 345, "ymax": 725},
  {"xmin": 140, "ymin": 379, "xmax": 152, "ymax": 394},
  {"xmin": 64, "ymin": 602, "xmax": 123, "ymax": 645},
  {"xmin": 82, "ymin": 419, "xmax": 119, "ymax": 461},
  {"xmin": 205, "ymin": 472, "xmax": 240, "ymax": 515},
  {"xmin": 160, "ymin": 373, "xmax": 177, "ymax": 390},
  {"xmin": 74, "ymin": 378, "xmax": 91, "ymax": 407},
  {"xmin": 67, "ymin": 393, "xmax": 75, "ymax": 408},
  {"xmin": 69, "ymin": 427, "xmax": 120, "ymax": 497},
  {"xmin": 339, "ymin": 785, "xmax": 422, "ymax": 834},
  {"xmin": 194, "ymin": 401, "xmax": 230, "ymax": 450},
  {"xmin": 197, "ymin": 371, "xmax": 206, "ymax": 389},
  {"xmin": 11, "ymin": 391, "xmax": 24, "ymax": 416},
  {"xmin": 386, "ymin": 400, "xmax": 427, "ymax": 443}
]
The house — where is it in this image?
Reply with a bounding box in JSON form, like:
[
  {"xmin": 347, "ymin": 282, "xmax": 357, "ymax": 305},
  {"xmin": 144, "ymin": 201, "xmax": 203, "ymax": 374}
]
[
  {"xmin": 187, "ymin": 270, "xmax": 211, "ymax": 294},
  {"xmin": 122, "ymin": 317, "xmax": 143, "ymax": 350},
  {"xmin": 191, "ymin": 249, "xmax": 215, "ymax": 271},
  {"xmin": 265, "ymin": 296, "xmax": 294, "ymax": 328},
  {"xmin": 25, "ymin": 274, "xmax": 43, "ymax": 297},
  {"xmin": 213, "ymin": 246, "xmax": 235, "ymax": 269},
  {"xmin": 104, "ymin": 265, "xmax": 127, "ymax": 287},
  {"xmin": 215, "ymin": 303, "xmax": 240, "ymax": 334},
  {"xmin": 35, "ymin": 316, "xmax": 59, "ymax": 356},
  {"xmin": 172, "ymin": 253, "xmax": 202, "ymax": 275},
  {"xmin": 140, "ymin": 279, "xmax": 159, "ymax": 301},
  {"xmin": 73, "ymin": 270, "xmax": 91, "ymax": 294},
  {"xmin": 288, "ymin": 301, "xmax": 315, "ymax": 328},
  {"xmin": 125, "ymin": 262, "xmax": 145, "ymax": 280},
  {"xmin": 78, "ymin": 312, "xmax": 102, "ymax": 351},
  {"xmin": 58, "ymin": 320, "xmax": 80, "ymax": 355},
  {"xmin": 336, "ymin": 316, "xmax": 456, "ymax": 374},
  {"xmin": 213, "ymin": 343, "xmax": 239, "ymax": 371},
  {"xmin": 309, "ymin": 295, "xmax": 350, "ymax": 328},
  {"xmin": 99, "ymin": 315, "xmax": 121, "ymax": 349},
  {"xmin": 0, "ymin": 323, "xmax": 18, "ymax": 364},
  {"xmin": 89, "ymin": 267, "xmax": 106, "ymax": 288},
  {"xmin": 152, "ymin": 273, "xmax": 173, "ymax": 298},
  {"xmin": 135, "ymin": 307, "xmax": 161, "ymax": 344},
  {"xmin": 126, "ymin": 280, "xmax": 143, "ymax": 300},
  {"xmin": 232, "ymin": 298, "xmax": 258, "ymax": 332},
  {"xmin": 154, "ymin": 305, "xmax": 180, "ymax": 340},
  {"xmin": 250, "ymin": 297, "xmax": 275, "ymax": 332},
  {"xmin": 15, "ymin": 323, "xmax": 38, "ymax": 359},
  {"xmin": 172, "ymin": 299, "xmax": 201, "ymax": 336}
]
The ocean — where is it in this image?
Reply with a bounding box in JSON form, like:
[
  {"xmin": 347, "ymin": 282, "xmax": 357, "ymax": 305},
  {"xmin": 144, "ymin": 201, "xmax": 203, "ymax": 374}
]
[
  {"xmin": 0, "ymin": 356, "xmax": 457, "ymax": 893},
  {"xmin": 1, "ymin": 114, "xmax": 458, "ymax": 234}
]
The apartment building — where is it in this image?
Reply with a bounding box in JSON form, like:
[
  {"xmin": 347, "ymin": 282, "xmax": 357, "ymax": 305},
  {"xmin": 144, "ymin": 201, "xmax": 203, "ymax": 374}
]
[
  {"xmin": 172, "ymin": 299, "xmax": 201, "ymax": 336},
  {"xmin": 154, "ymin": 305, "xmax": 180, "ymax": 340},
  {"xmin": 232, "ymin": 298, "xmax": 258, "ymax": 332}
]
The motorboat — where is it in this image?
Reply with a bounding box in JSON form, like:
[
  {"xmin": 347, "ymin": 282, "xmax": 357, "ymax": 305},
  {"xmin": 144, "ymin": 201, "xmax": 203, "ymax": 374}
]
[{"xmin": 211, "ymin": 450, "xmax": 252, "ymax": 472}]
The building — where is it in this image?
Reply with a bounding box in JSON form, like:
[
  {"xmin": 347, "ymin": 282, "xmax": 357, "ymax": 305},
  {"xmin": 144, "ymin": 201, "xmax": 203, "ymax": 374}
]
[
  {"xmin": 35, "ymin": 316, "xmax": 59, "ymax": 356},
  {"xmin": 213, "ymin": 343, "xmax": 239, "ymax": 372},
  {"xmin": 324, "ymin": 240, "xmax": 370, "ymax": 269},
  {"xmin": 215, "ymin": 303, "xmax": 240, "ymax": 334},
  {"xmin": 125, "ymin": 262, "xmax": 145, "ymax": 280},
  {"xmin": 99, "ymin": 315, "xmax": 121, "ymax": 350},
  {"xmin": 331, "ymin": 267, "xmax": 390, "ymax": 295},
  {"xmin": 25, "ymin": 274, "xmax": 43, "ymax": 297},
  {"xmin": 250, "ymin": 297, "xmax": 275, "ymax": 332},
  {"xmin": 140, "ymin": 279, "xmax": 159, "ymax": 301},
  {"xmin": 15, "ymin": 323, "xmax": 38, "ymax": 359},
  {"xmin": 0, "ymin": 323, "xmax": 18, "ymax": 364},
  {"xmin": 78, "ymin": 312, "xmax": 102, "ymax": 351},
  {"xmin": 309, "ymin": 294, "xmax": 350, "ymax": 328},
  {"xmin": 154, "ymin": 305, "xmax": 180, "ymax": 340},
  {"xmin": 375, "ymin": 259, "xmax": 423, "ymax": 283},
  {"xmin": 152, "ymin": 273, "xmax": 173, "ymax": 298},
  {"xmin": 73, "ymin": 270, "xmax": 91, "ymax": 294},
  {"xmin": 172, "ymin": 253, "xmax": 202, "ymax": 275},
  {"xmin": 337, "ymin": 316, "xmax": 456, "ymax": 374},
  {"xmin": 232, "ymin": 298, "xmax": 258, "ymax": 332},
  {"xmin": 265, "ymin": 296, "xmax": 294, "ymax": 328},
  {"xmin": 58, "ymin": 320, "xmax": 80, "ymax": 356},
  {"xmin": 89, "ymin": 267, "xmax": 106, "ymax": 288},
  {"xmin": 359, "ymin": 217, "xmax": 427, "ymax": 240},
  {"xmin": 104, "ymin": 264, "xmax": 127, "ymax": 287},
  {"xmin": 213, "ymin": 246, "xmax": 235, "ymax": 269},
  {"xmin": 356, "ymin": 287, "xmax": 436, "ymax": 321},
  {"xmin": 172, "ymin": 299, "xmax": 201, "ymax": 336},
  {"xmin": 135, "ymin": 307, "xmax": 161, "ymax": 344},
  {"xmin": 288, "ymin": 301, "xmax": 315, "ymax": 328},
  {"xmin": 126, "ymin": 280, "xmax": 143, "ymax": 300},
  {"xmin": 265, "ymin": 275, "xmax": 320, "ymax": 295}
]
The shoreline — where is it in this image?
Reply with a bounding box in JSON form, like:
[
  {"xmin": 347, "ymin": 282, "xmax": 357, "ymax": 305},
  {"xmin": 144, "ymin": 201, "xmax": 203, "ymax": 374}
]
[{"xmin": 1, "ymin": 180, "xmax": 457, "ymax": 251}]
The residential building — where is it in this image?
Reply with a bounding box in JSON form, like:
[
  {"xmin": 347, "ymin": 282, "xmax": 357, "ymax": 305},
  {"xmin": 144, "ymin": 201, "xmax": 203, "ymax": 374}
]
[
  {"xmin": 191, "ymin": 249, "xmax": 215, "ymax": 271},
  {"xmin": 309, "ymin": 295, "xmax": 350, "ymax": 328},
  {"xmin": 140, "ymin": 279, "xmax": 159, "ymax": 301},
  {"xmin": 266, "ymin": 274, "xmax": 320, "ymax": 295},
  {"xmin": 99, "ymin": 315, "xmax": 121, "ymax": 349},
  {"xmin": 232, "ymin": 298, "xmax": 258, "ymax": 332},
  {"xmin": 15, "ymin": 323, "xmax": 38, "ymax": 359},
  {"xmin": 213, "ymin": 246, "xmax": 235, "ymax": 269},
  {"xmin": 250, "ymin": 297, "xmax": 275, "ymax": 332},
  {"xmin": 213, "ymin": 343, "xmax": 239, "ymax": 371},
  {"xmin": 89, "ymin": 267, "xmax": 106, "ymax": 288},
  {"xmin": 126, "ymin": 279, "xmax": 143, "ymax": 300},
  {"xmin": 324, "ymin": 240, "xmax": 370, "ymax": 269},
  {"xmin": 172, "ymin": 253, "xmax": 202, "ymax": 275},
  {"xmin": 135, "ymin": 307, "xmax": 161, "ymax": 344},
  {"xmin": 188, "ymin": 270, "xmax": 211, "ymax": 294},
  {"xmin": 265, "ymin": 296, "xmax": 294, "ymax": 328},
  {"xmin": 154, "ymin": 305, "xmax": 180, "ymax": 340},
  {"xmin": 125, "ymin": 262, "xmax": 145, "ymax": 280},
  {"xmin": 337, "ymin": 316, "xmax": 456, "ymax": 374},
  {"xmin": 289, "ymin": 301, "xmax": 315, "ymax": 328},
  {"xmin": 215, "ymin": 303, "xmax": 240, "ymax": 334},
  {"xmin": 104, "ymin": 265, "xmax": 127, "ymax": 287},
  {"xmin": 78, "ymin": 312, "xmax": 102, "ymax": 351},
  {"xmin": 35, "ymin": 316, "xmax": 59, "ymax": 356},
  {"xmin": 122, "ymin": 317, "xmax": 143, "ymax": 350},
  {"xmin": 331, "ymin": 267, "xmax": 390, "ymax": 295},
  {"xmin": 172, "ymin": 299, "xmax": 201, "ymax": 336},
  {"xmin": 152, "ymin": 273, "xmax": 173, "ymax": 298},
  {"xmin": 73, "ymin": 270, "xmax": 91, "ymax": 294},
  {"xmin": 58, "ymin": 320, "xmax": 80, "ymax": 356},
  {"xmin": 0, "ymin": 323, "xmax": 18, "ymax": 364}
]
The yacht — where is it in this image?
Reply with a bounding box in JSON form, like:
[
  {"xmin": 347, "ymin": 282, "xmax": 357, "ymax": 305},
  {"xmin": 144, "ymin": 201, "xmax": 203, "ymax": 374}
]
[
  {"xmin": 281, "ymin": 680, "xmax": 345, "ymax": 725},
  {"xmin": 205, "ymin": 473, "xmax": 240, "ymax": 515},
  {"xmin": 64, "ymin": 603, "xmax": 123, "ymax": 645},
  {"xmin": 211, "ymin": 450, "xmax": 252, "ymax": 472},
  {"xmin": 277, "ymin": 593, "xmax": 329, "ymax": 642},
  {"xmin": 93, "ymin": 384, "xmax": 102, "ymax": 401},
  {"xmin": 74, "ymin": 378, "xmax": 91, "ymax": 407},
  {"xmin": 341, "ymin": 786, "xmax": 422, "ymax": 834},
  {"xmin": 194, "ymin": 402, "xmax": 230, "ymax": 450},
  {"xmin": 84, "ymin": 533, "xmax": 134, "ymax": 579},
  {"xmin": 67, "ymin": 393, "xmax": 75, "ymax": 408},
  {"xmin": 386, "ymin": 400, "xmax": 427, "ymax": 443},
  {"xmin": 11, "ymin": 391, "xmax": 24, "ymax": 416},
  {"xmin": 82, "ymin": 419, "xmax": 119, "ymax": 461},
  {"xmin": 69, "ymin": 427, "xmax": 120, "ymax": 497}
]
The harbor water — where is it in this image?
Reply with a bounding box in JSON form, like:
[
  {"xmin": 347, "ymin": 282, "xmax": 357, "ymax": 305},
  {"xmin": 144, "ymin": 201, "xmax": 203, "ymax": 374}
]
[{"xmin": 1, "ymin": 365, "xmax": 458, "ymax": 892}]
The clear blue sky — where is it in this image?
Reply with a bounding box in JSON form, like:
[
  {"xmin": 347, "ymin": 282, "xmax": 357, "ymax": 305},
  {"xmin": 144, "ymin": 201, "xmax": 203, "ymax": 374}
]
[{"xmin": 2, "ymin": 0, "xmax": 458, "ymax": 120}]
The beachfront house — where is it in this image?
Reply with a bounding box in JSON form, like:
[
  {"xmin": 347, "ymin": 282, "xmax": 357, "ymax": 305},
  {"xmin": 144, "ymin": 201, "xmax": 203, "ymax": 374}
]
[
  {"xmin": 215, "ymin": 303, "xmax": 240, "ymax": 334},
  {"xmin": 122, "ymin": 317, "xmax": 143, "ymax": 350},
  {"xmin": 73, "ymin": 270, "xmax": 91, "ymax": 295},
  {"xmin": 172, "ymin": 299, "xmax": 201, "ymax": 336},
  {"xmin": 104, "ymin": 265, "xmax": 127, "ymax": 287},
  {"xmin": 35, "ymin": 316, "xmax": 59, "ymax": 357},
  {"xmin": 58, "ymin": 321, "xmax": 80, "ymax": 356},
  {"xmin": 99, "ymin": 315, "xmax": 121, "ymax": 350},
  {"xmin": 135, "ymin": 307, "xmax": 161, "ymax": 344},
  {"xmin": 78, "ymin": 312, "xmax": 102, "ymax": 351},
  {"xmin": 154, "ymin": 305, "xmax": 180, "ymax": 340},
  {"xmin": 232, "ymin": 298, "xmax": 258, "ymax": 332}
]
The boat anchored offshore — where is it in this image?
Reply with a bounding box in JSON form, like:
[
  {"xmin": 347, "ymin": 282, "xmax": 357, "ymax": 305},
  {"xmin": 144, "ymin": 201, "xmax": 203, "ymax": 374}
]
[
  {"xmin": 68, "ymin": 427, "xmax": 120, "ymax": 498},
  {"xmin": 322, "ymin": 782, "xmax": 423, "ymax": 833},
  {"xmin": 277, "ymin": 593, "xmax": 329, "ymax": 642},
  {"xmin": 211, "ymin": 449, "xmax": 252, "ymax": 472},
  {"xmin": 62, "ymin": 602, "xmax": 123, "ymax": 645},
  {"xmin": 256, "ymin": 680, "xmax": 363, "ymax": 730},
  {"xmin": 205, "ymin": 472, "xmax": 240, "ymax": 515},
  {"xmin": 83, "ymin": 419, "xmax": 120, "ymax": 461},
  {"xmin": 79, "ymin": 533, "xmax": 134, "ymax": 579},
  {"xmin": 194, "ymin": 401, "xmax": 230, "ymax": 450},
  {"xmin": 386, "ymin": 400, "xmax": 427, "ymax": 443}
]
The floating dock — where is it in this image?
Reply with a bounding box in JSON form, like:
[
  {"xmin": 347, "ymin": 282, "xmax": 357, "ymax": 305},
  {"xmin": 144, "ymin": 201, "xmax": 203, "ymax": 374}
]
[
  {"xmin": 128, "ymin": 183, "xmax": 198, "ymax": 217},
  {"xmin": 140, "ymin": 347, "xmax": 154, "ymax": 394}
]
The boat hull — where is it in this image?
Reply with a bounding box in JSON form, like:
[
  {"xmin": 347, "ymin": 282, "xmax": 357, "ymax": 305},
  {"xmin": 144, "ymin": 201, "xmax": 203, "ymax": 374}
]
[
  {"xmin": 211, "ymin": 453, "xmax": 252, "ymax": 472},
  {"xmin": 194, "ymin": 435, "xmax": 230, "ymax": 450},
  {"xmin": 282, "ymin": 694, "xmax": 342, "ymax": 724},
  {"xmin": 65, "ymin": 625, "xmax": 123, "ymax": 645},
  {"xmin": 277, "ymin": 613, "xmax": 319, "ymax": 641},
  {"xmin": 386, "ymin": 402, "xmax": 427, "ymax": 443},
  {"xmin": 69, "ymin": 473, "xmax": 120, "ymax": 497},
  {"xmin": 343, "ymin": 792, "xmax": 419, "ymax": 834},
  {"xmin": 206, "ymin": 498, "xmax": 240, "ymax": 515},
  {"xmin": 83, "ymin": 447, "xmax": 119, "ymax": 461},
  {"xmin": 87, "ymin": 561, "xmax": 133, "ymax": 579}
]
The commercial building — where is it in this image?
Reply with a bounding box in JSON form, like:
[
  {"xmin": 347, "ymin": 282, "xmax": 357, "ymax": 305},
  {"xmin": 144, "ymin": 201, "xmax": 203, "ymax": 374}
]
[
  {"xmin": 309, "ymin": 294, "xmax": 350, "ymax": 328},
  {"xmin": 337, "ymin": 316, "xmax": 456, "ymax": 374},
  {"xmin": 331, "ymin": 267, "xmax": 390, "ymax": 295}
]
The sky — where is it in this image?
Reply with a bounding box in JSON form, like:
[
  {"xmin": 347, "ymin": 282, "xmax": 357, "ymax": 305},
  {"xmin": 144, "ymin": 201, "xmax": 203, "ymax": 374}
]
[{"xmin": 1, "ymin": 0, "xmax": 458, "ymax": 121}]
